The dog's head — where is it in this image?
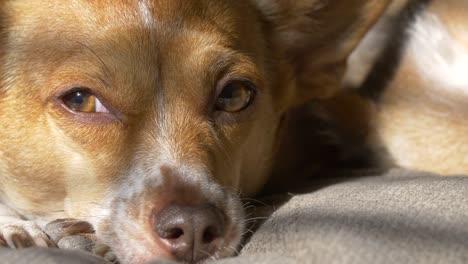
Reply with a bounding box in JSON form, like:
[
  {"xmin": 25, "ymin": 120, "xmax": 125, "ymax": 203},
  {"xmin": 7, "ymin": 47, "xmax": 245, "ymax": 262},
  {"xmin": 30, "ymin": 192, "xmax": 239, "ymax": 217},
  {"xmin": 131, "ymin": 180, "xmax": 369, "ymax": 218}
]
[{"xmin": 0, "ymin": 0, "xmax": 388, "ymax": 263}]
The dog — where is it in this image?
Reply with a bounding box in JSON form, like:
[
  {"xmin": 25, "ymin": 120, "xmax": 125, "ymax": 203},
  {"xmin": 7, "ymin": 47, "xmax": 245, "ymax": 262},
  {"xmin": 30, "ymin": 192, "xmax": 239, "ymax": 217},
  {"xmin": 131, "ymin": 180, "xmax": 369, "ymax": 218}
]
[
  {"xmin": 319, "ymin": 0, "xmax": 468, "ymax": 176},
  {"xmin": 0, "ymin": 1, "xmax": 389, "ymax": 263}
]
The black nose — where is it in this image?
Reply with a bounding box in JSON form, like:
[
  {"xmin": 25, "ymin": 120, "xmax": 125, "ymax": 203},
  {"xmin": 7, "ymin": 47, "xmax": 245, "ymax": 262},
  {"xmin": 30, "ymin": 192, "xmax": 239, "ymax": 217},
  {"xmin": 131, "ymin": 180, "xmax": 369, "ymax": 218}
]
[{"xmin": 154, "ymin": 204, "xmax": 225, "ymax": 263}]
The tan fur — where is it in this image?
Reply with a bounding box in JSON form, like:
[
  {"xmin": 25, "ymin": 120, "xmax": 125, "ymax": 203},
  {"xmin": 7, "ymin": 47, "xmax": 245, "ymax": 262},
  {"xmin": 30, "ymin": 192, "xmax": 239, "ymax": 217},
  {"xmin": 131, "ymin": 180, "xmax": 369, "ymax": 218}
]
[
  {"xmin": 339, "ymin": 0, "xmax": 468, "ymax": 175},
  {"xmin": 0, "ymin": 0, "xmax": 389, "ymax": 263},
  {"xmin": 376, "ymin": 0, "xmax": 468, "ymax": 174}
]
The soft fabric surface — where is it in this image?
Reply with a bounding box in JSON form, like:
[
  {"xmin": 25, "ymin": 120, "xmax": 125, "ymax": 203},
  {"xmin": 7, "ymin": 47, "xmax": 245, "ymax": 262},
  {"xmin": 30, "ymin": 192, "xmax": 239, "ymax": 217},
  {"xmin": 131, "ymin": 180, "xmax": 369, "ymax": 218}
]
[
  {"xmin": 0, "ymin": 248, "xmax": 107, "ymax": 264},
  {"xmin": 3, "ymin": 169, "xmax": 468, "ymax": 264}
]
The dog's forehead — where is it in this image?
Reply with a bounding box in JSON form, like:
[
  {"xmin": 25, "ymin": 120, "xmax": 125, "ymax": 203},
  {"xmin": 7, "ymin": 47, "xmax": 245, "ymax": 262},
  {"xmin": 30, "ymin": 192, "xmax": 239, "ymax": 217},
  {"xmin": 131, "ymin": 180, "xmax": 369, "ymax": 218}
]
[
  {"xmin": 7, "ymin": 0, "xmax": 264, "ymax": 108},
  {"xmin": 15, "ymin": 0, "xmax": 261, "ymax": 74},
  {"xmin": 45, "ymin": 0, "xmax": 249, "ymax": 32},
  {"xmin": 10, "ymin": 0, "xmax": 255, "ymax": 47}
]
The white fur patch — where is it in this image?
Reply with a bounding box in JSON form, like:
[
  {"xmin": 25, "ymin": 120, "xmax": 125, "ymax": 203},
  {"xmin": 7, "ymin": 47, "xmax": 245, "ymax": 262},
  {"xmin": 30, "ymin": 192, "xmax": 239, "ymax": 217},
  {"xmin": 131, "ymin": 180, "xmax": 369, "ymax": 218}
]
[
  {"xmin": 138, "ymin": 0, "xmax": 154, "ymax": 29},
  {"xmin": 408, "ymin": 12, "xmax": 468, "ymax": 93}
]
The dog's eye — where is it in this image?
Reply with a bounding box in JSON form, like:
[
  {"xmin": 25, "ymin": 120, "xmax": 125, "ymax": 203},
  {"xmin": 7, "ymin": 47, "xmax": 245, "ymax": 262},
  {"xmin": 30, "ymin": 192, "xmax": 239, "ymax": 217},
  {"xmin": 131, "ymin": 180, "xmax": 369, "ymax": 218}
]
[
  {"xmin": 62, "ymin": 90, "xmax": 109, "ymax": 113},
  {"xmin": 216, "ymin": 81, "xmax": 255, "ymax": 113}
]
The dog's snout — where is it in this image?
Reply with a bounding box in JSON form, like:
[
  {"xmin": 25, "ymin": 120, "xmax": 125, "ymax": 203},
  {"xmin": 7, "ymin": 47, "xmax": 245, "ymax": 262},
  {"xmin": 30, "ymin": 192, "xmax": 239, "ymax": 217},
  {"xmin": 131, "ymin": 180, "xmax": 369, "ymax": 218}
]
[{"xmin": 154, "ymin": 204, "xmax": 225, "ymax": 263}]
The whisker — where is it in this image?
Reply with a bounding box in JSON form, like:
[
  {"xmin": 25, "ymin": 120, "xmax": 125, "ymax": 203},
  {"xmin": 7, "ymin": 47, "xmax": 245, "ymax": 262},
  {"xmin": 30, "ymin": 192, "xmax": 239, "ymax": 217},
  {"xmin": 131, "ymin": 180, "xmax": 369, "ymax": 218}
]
[
  {"xmin": 242, "ymin": 216, "xmax": 269, "ymax": 223},
  {"xmin": 240, "ymin": 198, "xmax": 270, "ymax": 207},
  {"xmin": 241, "ymin": 228, "xmax": 255, "ymax": 236},
  {"xmin": 228, "ymin": 245, "xmax": 240, "ymax": 255}
]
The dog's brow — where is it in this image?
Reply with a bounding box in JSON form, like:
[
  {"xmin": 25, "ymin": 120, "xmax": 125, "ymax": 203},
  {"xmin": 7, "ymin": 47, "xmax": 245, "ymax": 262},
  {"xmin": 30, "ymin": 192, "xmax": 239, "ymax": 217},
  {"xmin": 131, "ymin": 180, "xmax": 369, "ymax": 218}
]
[
  {"xmin": 75, "ymin": 41, "xmax": 112, "ymax": 88},
  {"xmin": 210, "ymin": 51, "xmax": 263, "ymax": 87}
]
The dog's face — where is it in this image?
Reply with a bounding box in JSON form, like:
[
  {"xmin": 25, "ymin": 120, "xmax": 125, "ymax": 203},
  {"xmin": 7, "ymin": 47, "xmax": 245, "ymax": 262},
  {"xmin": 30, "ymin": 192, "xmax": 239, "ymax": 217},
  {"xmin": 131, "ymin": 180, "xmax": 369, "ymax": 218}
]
[{"xmin": 0, "ymin": 0, "xmax": 389, "ymax": 263}]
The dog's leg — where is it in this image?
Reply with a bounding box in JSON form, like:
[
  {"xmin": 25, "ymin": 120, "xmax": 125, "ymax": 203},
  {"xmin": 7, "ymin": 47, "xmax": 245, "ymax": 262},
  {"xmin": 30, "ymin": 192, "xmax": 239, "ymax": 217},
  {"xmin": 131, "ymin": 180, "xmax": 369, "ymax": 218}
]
[
  {"xmin": 0, "ymin": 204, "xmax": 101, "ymax": 252},
  {"xmin": 0, "ymin": 203, "xmax": 57, "ymax": 248}
]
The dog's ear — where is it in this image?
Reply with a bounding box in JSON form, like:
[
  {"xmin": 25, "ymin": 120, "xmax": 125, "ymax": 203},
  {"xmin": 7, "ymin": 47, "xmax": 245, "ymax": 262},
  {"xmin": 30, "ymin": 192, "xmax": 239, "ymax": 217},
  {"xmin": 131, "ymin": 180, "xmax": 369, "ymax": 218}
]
[
  {"xmin": 0, "ymin": 2, "xmax": 9, "ymax": 94},
  {"xmin": 254, "ymin": 0, "xmax": 390, "ymax": 106},
  {"xmin": 0, "ymin": 3, "xmax": 7, "ymax": 68},
  {"xmin": 0, "ymin": 3, "xmax": 5, "ymax": 93}
]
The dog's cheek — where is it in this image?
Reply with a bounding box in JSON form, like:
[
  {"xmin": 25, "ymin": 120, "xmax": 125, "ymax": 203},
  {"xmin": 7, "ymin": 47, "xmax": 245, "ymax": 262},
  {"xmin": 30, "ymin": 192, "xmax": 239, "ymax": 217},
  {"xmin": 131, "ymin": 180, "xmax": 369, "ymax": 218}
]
[
  {"xmin": 214, "ymin": 98, "xmax": 279, "ymax": 196},
  {"xmin": 43, "ymin": 118, "xmax": 134, "ymax": 218},
  {"xmin": 239, "ymin": 121, "xmax": 279, "ymax": 196},
  {"xmin": 0, "ymin": 99, "xmax": 68, "ymax": 217}
]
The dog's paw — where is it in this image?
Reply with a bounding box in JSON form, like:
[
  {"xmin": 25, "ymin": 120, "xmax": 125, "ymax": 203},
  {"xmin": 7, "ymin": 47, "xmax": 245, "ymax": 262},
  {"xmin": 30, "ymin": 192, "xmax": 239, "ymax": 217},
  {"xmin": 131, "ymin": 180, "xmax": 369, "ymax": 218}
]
[
  {"xmin": 44, "ymin": 219, "xmax": 96, "ymax": 251},
  {"xmin": 93, "ymin": 244, "xmax": 118, "ymax": 263},
  {"xmin": 44, "ymin": 219, "xmax": 118, "ymax": 262},
  {"xmin": 0, "ymin": 220, "xmax": 57, "ymax": 248}
]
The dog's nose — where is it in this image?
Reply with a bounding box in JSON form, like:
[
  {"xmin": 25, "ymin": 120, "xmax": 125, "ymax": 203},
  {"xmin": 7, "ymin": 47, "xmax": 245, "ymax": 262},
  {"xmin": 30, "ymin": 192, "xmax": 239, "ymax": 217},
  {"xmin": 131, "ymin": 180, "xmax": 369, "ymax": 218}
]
[{"xmin": 154, "ymin": 204, "xmax": 225, "ymax": 263}]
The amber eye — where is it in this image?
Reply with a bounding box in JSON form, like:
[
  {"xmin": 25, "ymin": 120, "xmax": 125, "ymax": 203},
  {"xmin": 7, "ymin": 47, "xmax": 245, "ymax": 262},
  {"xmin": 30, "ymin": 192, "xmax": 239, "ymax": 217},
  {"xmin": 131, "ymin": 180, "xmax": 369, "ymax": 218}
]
[
  {"xmin": 62, "ymin": 89, "xmax": 109, "ymax": 113},
  {"xmin": 215, "ymin": 81, "xmax": 255, "ymax": 113}
]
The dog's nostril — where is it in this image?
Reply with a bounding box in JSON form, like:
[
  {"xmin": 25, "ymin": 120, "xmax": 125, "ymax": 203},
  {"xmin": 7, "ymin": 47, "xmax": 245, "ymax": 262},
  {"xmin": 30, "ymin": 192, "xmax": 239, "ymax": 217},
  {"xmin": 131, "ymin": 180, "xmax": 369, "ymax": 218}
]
[
  {"xmin": 202, "ymin": 226, "xmax": 220, "ymax": 244},
  {"xmin": 161, "ymin": 227, "xmax": 184, "ymax": 240}
]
